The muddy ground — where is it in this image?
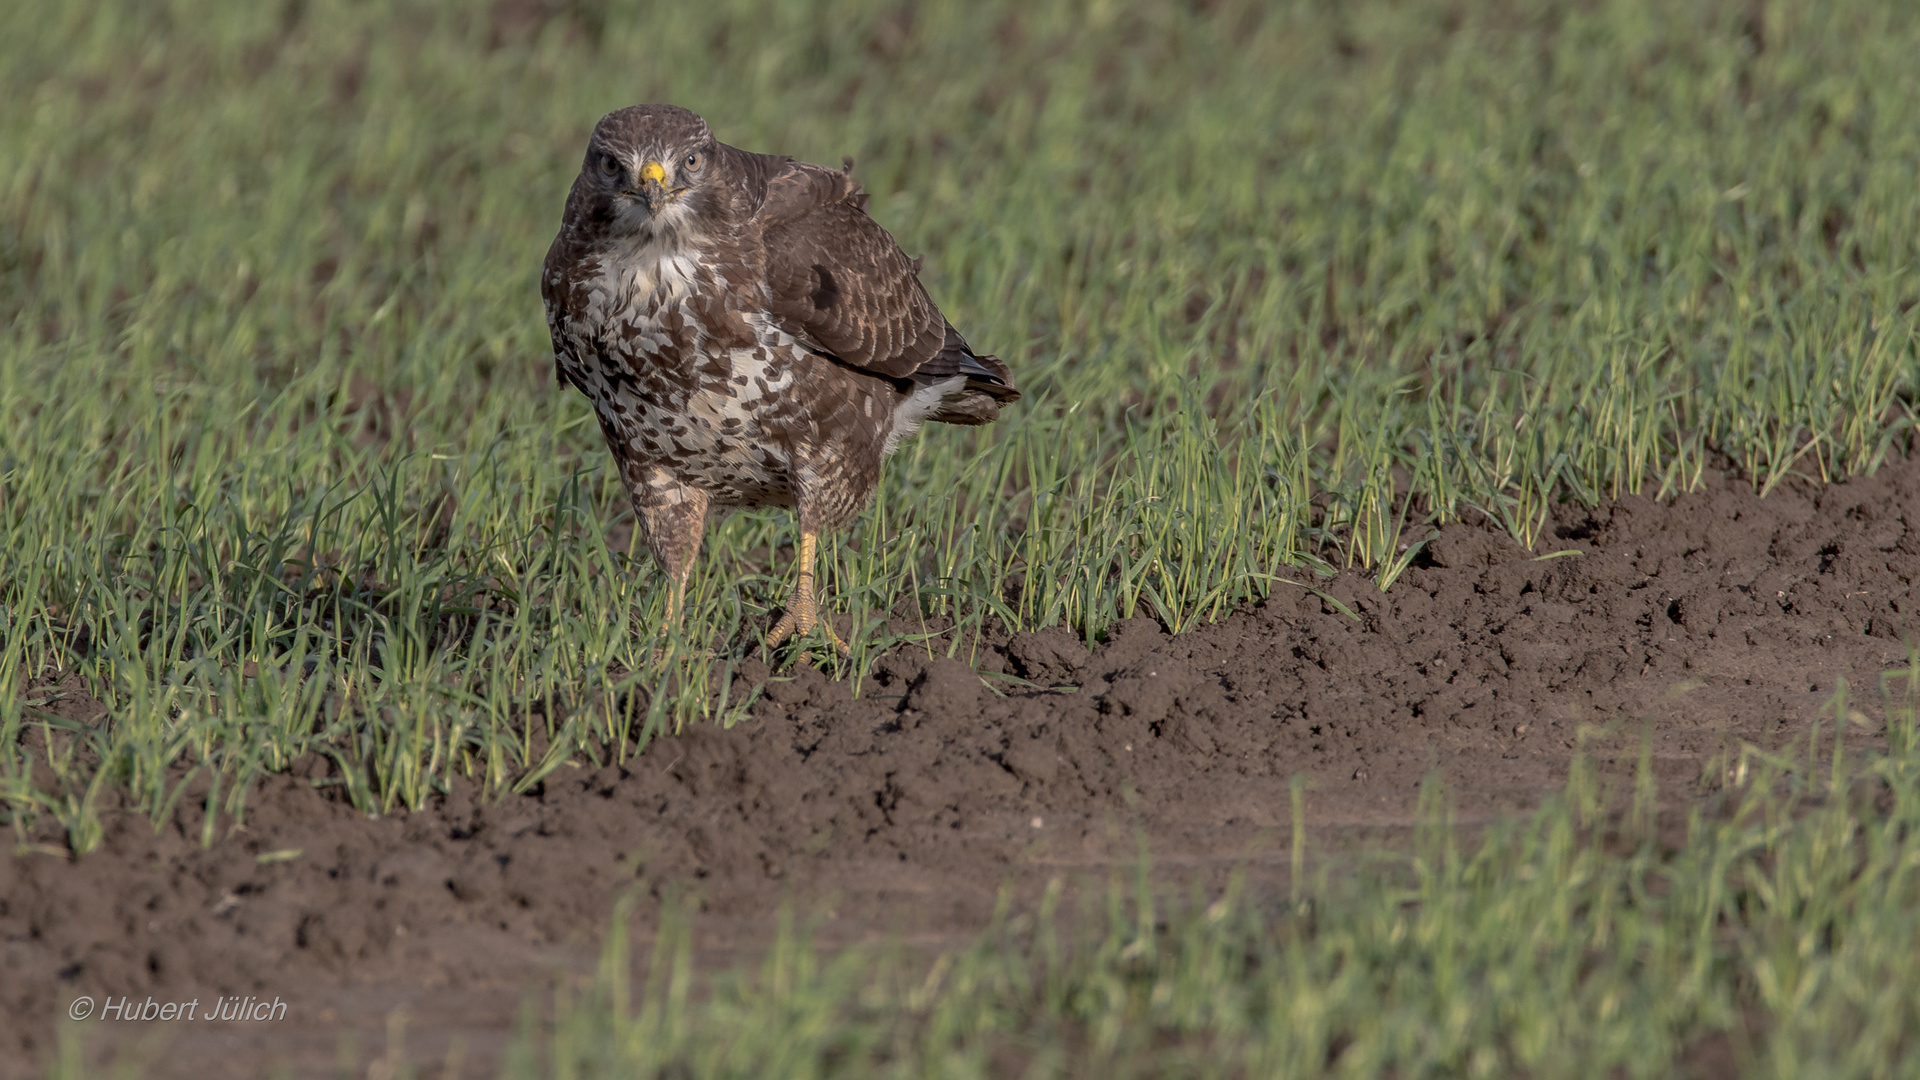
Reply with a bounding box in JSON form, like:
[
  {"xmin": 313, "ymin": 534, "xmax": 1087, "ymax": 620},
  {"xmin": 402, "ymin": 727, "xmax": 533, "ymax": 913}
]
[{"xmin": 5, "ymin": 455, "xmax": 1920, "ymax": 1077}]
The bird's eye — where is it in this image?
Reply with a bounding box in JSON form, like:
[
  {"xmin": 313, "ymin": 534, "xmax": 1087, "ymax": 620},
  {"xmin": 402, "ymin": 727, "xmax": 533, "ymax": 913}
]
[
  {"xmin": 684, "ymin": 152, "xmax": 703, "ymax": 172},
  {"xmin": 599, "ymin": 154, "xmax": 620, "ymax": 175}
]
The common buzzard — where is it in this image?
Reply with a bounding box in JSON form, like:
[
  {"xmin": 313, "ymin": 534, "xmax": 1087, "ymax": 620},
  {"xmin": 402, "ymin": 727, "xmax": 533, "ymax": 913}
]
[{"xmin": 542, "ymin": 104, "xmax": 1019, "ymax": 650}]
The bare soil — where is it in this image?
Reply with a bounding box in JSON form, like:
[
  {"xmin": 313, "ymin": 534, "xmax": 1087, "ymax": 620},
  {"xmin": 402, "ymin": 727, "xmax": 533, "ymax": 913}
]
[{"xmin": 6, "ymin": 456, "xmax": 1920, "ymax": 1077}]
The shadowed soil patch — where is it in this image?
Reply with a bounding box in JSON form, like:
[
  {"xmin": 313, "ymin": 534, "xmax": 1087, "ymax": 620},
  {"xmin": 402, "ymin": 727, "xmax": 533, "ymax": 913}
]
[{"xmin": 6, "ymin": 457, "xmax": 1920, "ymax": 1076}]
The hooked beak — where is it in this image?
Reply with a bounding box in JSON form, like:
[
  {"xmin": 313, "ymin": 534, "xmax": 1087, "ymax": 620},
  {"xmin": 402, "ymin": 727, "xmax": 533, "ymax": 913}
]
[{"xmin": 631, "ymin": 160, "xmax": 673, "ymax": 214}]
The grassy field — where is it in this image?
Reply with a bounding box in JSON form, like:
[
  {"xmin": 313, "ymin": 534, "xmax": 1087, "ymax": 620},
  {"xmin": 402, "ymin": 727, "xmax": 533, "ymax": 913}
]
[
  {"xmin": 494, "ymin": 679, "xmax": 1920, "ymax": 1079},
  {"xmin": 6, "ymin": 0, "xmax": 1917, "ymax": 830},
  {"xmin": 6, "ymin": 0, "xmax": 1920, "ymax": 1073}
]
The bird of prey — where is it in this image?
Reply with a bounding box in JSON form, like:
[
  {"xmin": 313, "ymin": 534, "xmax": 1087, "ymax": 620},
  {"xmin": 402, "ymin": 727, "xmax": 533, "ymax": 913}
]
[{"xmin": 542, "ymin": 104, "xmax": 1019, "ymax": 651}]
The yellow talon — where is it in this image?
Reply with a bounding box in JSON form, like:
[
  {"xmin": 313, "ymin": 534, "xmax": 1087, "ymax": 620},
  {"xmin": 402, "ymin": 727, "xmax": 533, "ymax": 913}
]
[{"xmin": 766, "ymin": 530, "xmax": 850, "ymax": 656}]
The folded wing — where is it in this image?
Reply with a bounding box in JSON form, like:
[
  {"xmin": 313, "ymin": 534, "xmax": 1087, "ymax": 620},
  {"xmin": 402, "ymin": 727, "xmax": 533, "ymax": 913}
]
[{"xmin": 750, "ymin": 156, "xmax": 1018, "ymax": 416}]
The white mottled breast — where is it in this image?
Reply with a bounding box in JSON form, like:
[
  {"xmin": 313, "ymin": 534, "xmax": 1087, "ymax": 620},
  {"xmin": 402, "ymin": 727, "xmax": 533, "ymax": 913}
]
[
  {"xmin": 584, "ymin": 232, "xmax": 703, "ymax": 332},
  {"xmin": 551, "ymin": 237, "xmax": 810, "ymax": 506}
]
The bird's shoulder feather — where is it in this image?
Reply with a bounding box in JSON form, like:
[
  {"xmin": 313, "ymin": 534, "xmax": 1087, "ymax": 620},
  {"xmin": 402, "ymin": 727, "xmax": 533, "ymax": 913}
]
[{"xmin": 753, "ymin": 160, "xmax": 949, "ymax": 383}]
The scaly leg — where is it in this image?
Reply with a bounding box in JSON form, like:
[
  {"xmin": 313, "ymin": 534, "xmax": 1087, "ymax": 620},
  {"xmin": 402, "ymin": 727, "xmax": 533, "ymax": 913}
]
[{"xmin": 766, "ymin": 529, "xmax": 848, "ymax": 654}]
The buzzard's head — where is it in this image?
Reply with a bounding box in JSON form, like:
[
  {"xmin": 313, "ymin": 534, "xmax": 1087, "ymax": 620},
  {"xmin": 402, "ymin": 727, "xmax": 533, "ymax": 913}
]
[{"xmin": 574, "ymin": 104, "xmax": 728, "ymax": 245}]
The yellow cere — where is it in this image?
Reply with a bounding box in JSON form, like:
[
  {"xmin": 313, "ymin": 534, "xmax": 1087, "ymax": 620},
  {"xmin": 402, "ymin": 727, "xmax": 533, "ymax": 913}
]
[{"xmin": 640, "ymin": 160, "xmax": 666, "ymax": 183}]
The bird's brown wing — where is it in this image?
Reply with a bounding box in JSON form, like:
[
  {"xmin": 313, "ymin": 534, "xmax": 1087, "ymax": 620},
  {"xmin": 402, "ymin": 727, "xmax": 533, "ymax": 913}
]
[
  {"xmin": 540, "ymin": 229, "xmax": 589, "ymax": 394},
  {"xmin": 756, "ymin": 160, "xmax": 1016, "ymax": 398}
]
